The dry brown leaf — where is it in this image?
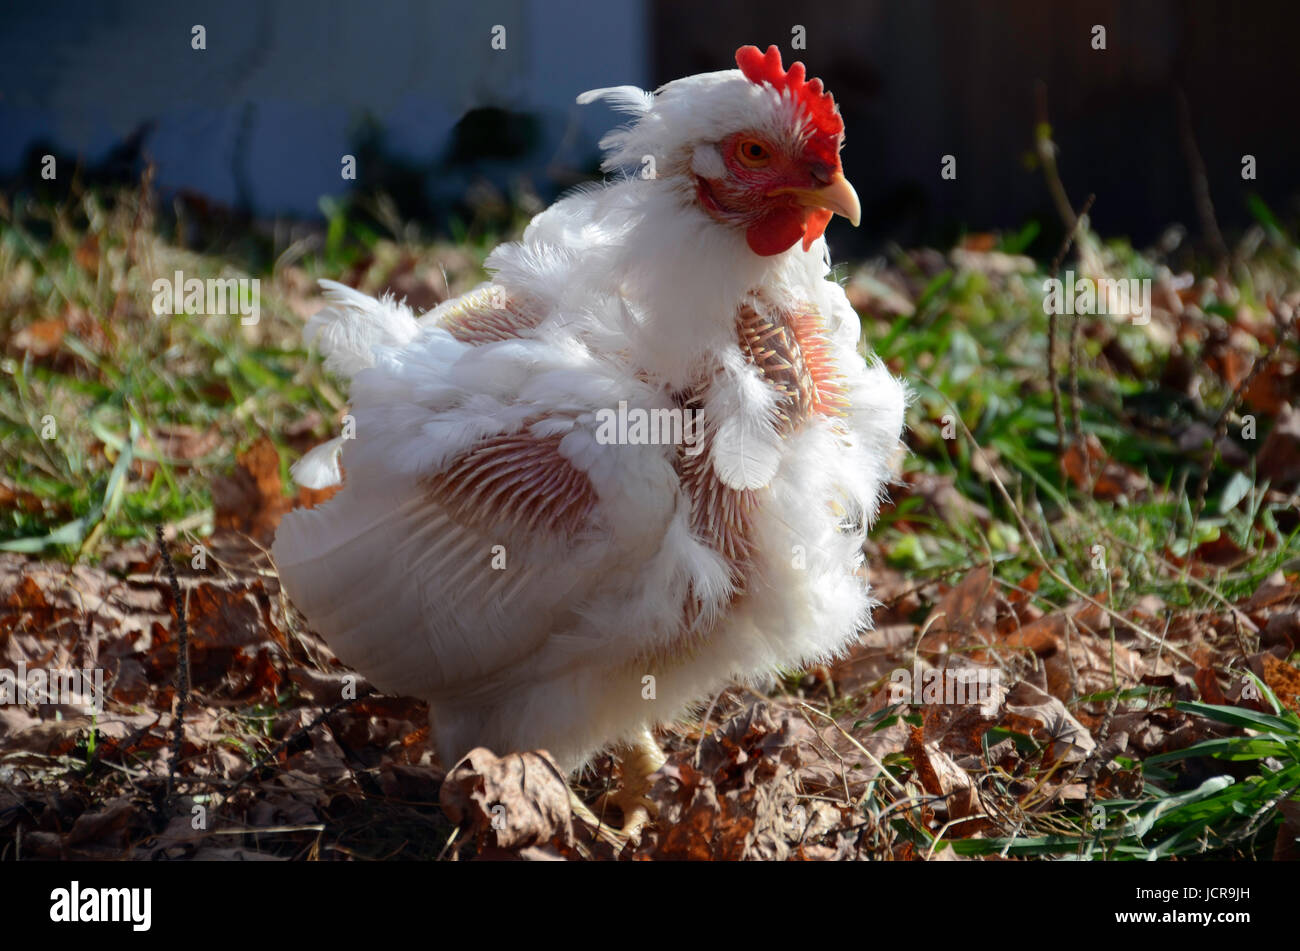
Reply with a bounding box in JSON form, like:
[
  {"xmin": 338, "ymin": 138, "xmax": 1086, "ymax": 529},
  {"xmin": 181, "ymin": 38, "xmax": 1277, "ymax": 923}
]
[
  {"xmin": 1061, "ymin": 434, "xmax": 1147, "ymax": 501},
  {"xmin": 1260, "ymin": 653, "xmax": 1300, "ymax": 714},
  {"xmin": 1243, "ymin": 571, "xmax": 1298, "ymax": 613},
  {"xmin": 211, "ymin": 436, "xmax": 293, "ymax": 543},
  {"xmin": 1004, "ymin": 611, "xmax": 1066, "ymax": 655},
  {"xmin": 439, "ymin": 748, "xmax": 575, "ymax": 852},
  {"xmin": 9, "ymin": 318, "xmax": 65, "ymax": 358},
  {"xmin": 919, "ymin": 668, "xmax": 1006, "ymax": 755},
  {"xmin": 1194, "ymin": 667, "xmax": 1228, "ymax": 705},
  {"xmin": 906, "ymin": 726, "xmax": 972, "ymax": 803},
  {"xmin": 1262, "ymin": 611, "xmax": 1300, "ymax": 652},
  {"xmin": 65, "ymin": 797, "xmax": 134, "ymax": 847},
  {"xmin": 1274, "ymin": 798, "xmax": 1300, "ymax": 862},
  {"xmin": 1044, "ymin": 630, "xmax": 1148, "ymax": 704},
  {"xmin": 923, "ymin": 564, "xmax": 996, "ymax": 643},
  {"xmin": 648, "ymin": 702, "xmax": 866, "ymax": 861},
  {"xmin": 1193, "ymin": 531, "xmax": 1248, "ymax": 568},
  {"xmin": 1002, "ymin": 681, "xmax": 1096, "ymax": 764},
  {"xmin": 1003, "ymin": 600, "xmax": 1106, "ymax": 657},
  {"xmin": 1243, "ymin": 359, "xmax": 1296, "ymax": 416}
]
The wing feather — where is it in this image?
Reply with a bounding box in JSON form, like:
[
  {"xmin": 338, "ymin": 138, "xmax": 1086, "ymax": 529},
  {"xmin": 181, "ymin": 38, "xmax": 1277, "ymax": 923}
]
[{"xmin": 275, "ymin": 290, "xmax": 678, "ymax": 700}]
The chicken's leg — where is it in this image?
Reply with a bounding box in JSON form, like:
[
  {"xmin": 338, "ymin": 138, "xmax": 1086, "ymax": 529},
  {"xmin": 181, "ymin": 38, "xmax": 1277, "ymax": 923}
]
[
  {"xmin": 570, "ymin": 728, "xmax": 666, "ymax": 843},
  {"xmin": 599, "ymin": 728, "xmax": 668, "ymax": 838}
]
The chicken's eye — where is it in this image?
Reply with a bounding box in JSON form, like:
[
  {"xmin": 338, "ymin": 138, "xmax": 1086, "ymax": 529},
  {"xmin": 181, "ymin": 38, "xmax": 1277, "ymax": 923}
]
[{"xmin": 735, "ymin": 138, "xmax": 771, "ymax": 168}]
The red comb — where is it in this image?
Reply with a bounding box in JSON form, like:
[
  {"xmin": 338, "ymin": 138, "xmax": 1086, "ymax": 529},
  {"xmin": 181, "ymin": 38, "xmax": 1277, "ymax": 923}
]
[{"xmin": 735, "ymin": 45, "xmax": 844, "ymax": 147}]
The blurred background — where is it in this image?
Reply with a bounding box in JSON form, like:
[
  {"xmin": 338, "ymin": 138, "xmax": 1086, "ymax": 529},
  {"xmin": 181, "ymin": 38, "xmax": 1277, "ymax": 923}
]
[{"xmin": 3, "ymin": 0, "xmax": 1298, "ymax": 254}]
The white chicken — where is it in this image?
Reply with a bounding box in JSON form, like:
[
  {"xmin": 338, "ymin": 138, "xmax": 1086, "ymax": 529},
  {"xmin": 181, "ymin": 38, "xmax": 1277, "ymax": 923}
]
[{"xmin": 272, "ymin": 45, "xmax": 906, "ymax": 837}]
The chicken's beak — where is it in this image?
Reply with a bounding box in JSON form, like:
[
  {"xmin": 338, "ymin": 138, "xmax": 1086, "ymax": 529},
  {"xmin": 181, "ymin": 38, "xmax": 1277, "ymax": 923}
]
[{"xmin": 768, "ymin": 172, "xmax": 862, "ymax": 227}]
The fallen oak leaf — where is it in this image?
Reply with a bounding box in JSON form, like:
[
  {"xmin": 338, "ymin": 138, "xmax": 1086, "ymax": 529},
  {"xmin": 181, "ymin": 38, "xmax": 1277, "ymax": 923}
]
[
  {"xmin": 211, "ymin": 436, "xmax": 293, "ymax": 544},
  {"xmin": 439, "ymin": 748, "xmax": 575, "ymax": 852},
  {"xmin": 904, "ymin": 726, "xmax": 977, "ymax": 822},
  {"xmin": 1002, "ymin": 681, "xmax": 1096, "ymax": 764},
  {"xmin": 922, "ymin": 564, "xmax": 997, "ymax": 644}
]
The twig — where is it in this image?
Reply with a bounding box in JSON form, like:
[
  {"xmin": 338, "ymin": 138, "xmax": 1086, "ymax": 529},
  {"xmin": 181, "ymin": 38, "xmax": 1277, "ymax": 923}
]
[
  {"xmin": 1176, "ymin": 90, "xmax": 1230, "ymax": 271},
  {"xmin": 1226, "ymin": 781, "xmax": 1300, "ymax": 847},
  {"xmin": 112, "ymin": 162, "xmax": 155, "ymax": 326},
  {"xmin": 1034, "ymin": 83, "xmax": 1094, "ymax": 464},
  {"xmin": 155, "ymin": 523, "xmax": 190, "ymax": 802},
  {"xmin": 1045, "ymin": 194, "xmax": 1097, "ymax": 457},
  {"xmin": 1068, "ymin": 304, "xmax": 1085, "ymax": 447},
  {"xmin": 793, "ymin": 704, "xmax": 855, "ymax": 808},
  {"xmin": 1035, "ymin": 83, "xmax": 1078, "ymax": 233},
  {"xmin": 435, "ymin": 825, "xmax": 461, "ymax": 862}
]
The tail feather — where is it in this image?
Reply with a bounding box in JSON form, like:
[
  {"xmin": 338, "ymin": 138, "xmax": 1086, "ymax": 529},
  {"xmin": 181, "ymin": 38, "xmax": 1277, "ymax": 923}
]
[
  {"xmin": 271, "ymin": 485, "xmax": 445, "ymax": 692},
  {"xmin": 271, "ymin": 482, "xmax": 567, "ymax": 699}
]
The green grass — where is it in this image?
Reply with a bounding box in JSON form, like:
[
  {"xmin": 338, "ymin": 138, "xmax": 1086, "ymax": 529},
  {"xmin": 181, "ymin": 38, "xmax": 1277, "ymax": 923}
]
[{"xmin": 0, "ymin": 187, "xmax": 512, "ymax": 557}]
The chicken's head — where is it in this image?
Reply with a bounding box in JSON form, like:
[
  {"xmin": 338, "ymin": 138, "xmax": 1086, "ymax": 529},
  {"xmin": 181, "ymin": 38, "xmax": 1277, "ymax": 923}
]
[{"xmin": 579, "ymin": 45, "xmax": 860, "ymax": 257}]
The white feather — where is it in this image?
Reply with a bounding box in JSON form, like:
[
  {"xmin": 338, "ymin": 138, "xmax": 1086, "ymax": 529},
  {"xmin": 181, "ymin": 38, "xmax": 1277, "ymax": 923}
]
[
  {"xmin": 576, "ymin": 84, "xmax": 655, "ymax": 114},
  {"xmin": 290, "ymin": 436, "xmax": 344, "ymax": 489},
  {"xmin": 306, "ymin": 279, "xmax": 420, "ymax": 377}
]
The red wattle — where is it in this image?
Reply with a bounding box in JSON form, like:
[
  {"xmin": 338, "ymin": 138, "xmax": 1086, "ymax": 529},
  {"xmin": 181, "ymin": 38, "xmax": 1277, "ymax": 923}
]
[
  {"xmin": 801, "ymin": 208, "xmax": 834, "ymax": 251},
  {"xmin": 746, "ymin": 206, "xmax": 808, "ymax": 256}
]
